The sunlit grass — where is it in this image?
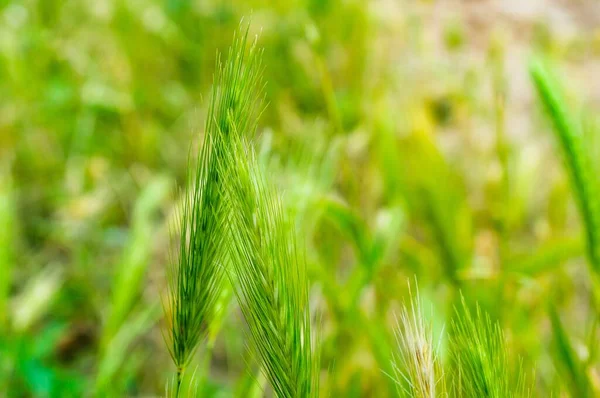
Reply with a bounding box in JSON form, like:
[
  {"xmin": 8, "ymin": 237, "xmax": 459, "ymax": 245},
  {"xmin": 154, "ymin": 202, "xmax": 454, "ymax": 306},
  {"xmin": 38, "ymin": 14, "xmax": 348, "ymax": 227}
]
[{"xmin": 2, "ymin": 1, "xmax": 600, "ymax": 396}]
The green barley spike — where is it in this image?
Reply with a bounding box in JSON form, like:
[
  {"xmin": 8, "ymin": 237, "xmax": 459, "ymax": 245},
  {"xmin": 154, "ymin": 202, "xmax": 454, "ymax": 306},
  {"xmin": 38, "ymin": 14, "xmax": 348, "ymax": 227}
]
[
  {"xmin": 222, "ymin": 134, "xmax": 319, "ymax": 397},
  {"xmin": 216, "ymin": 57, "xmax": 319, "ymax": 395},
  {"xmin": 449, "ymin": 297, "xmax": 529, "ymax": 398},
  {"xmin": 163, "ymin": 23, "xmax": 262, "ymax": 394}
]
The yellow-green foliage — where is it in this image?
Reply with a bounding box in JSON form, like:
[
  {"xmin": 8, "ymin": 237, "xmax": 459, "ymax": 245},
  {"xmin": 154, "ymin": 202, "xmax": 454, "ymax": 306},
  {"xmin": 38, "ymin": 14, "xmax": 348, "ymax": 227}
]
[{"xmin": 3, "ymin": 1, "xmax": 600, "ymax": 396}]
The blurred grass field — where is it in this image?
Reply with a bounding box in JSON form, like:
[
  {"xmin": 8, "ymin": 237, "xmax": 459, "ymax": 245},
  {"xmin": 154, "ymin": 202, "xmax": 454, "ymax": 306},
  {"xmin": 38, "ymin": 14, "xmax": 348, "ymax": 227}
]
[{"xmin": 3, "ymin": 0, "xmax": 600, "ymax": 396}]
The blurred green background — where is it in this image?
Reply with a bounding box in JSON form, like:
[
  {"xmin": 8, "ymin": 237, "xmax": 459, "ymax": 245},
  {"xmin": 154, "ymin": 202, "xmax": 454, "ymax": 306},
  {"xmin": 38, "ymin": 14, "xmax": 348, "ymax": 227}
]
[{"xmin": 2, "ymin": 0, "xmax": 600, "ymax": 396}]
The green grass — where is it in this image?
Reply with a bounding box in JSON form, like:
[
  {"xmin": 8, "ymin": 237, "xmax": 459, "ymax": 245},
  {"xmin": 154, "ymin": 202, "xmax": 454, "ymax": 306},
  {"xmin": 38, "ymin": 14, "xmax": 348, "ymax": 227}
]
[
  {"xmin": 530, "ymin": 58, "xmax": 600, "ymax": 276},
  {"xmin": 162, "ymin": 25, "xmax": 262, "ymax": 395},
  {"xmin": 224, "ymin": 128, "xmax": 319, "ymax": 397},
  {"xmin": 3, "ymin": 1, "xmax": 600, "ymax": 396},
  {"xmin": 391, "ymin": 282, "xmax": 444, "ymax": 398},
  {"xmin": 391, "ymin": 286, "xmax": 532, "ymax": 398},
  {"xmin": 164, "ymin": 25, "xmax": 318, "ymax": 397},
  {"xmin": 0, "ymin": 163, "xmax": 14, "ymax": 332},
  {"xmin": 449, "ymin": 297, "xmax": 529, "ymax": 397}
]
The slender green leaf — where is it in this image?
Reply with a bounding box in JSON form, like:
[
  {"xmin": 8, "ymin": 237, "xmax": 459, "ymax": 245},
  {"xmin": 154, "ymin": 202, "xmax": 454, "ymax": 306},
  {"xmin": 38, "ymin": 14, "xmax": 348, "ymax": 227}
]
[
  {"xmin": 530, "ymin": 59, "xmax": 600, "ymax": 274},
  {"xmin": 548, "ymin": 305, "xmax": 593, "ymax": 397}
]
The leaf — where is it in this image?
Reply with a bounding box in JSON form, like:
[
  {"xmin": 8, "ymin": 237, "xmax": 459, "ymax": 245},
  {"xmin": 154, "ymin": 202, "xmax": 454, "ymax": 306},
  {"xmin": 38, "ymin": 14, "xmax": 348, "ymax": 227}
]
[
  {"xmin": 104, "ymin": 175, "xmax": 171, "ymax": 345},
  {"xmin": 507, "ymin": 237, "xmax": 583, "ymax": 276},
  {"xmin": 11, "ymin": 265, "xmax": 64, "ymax": 333},
  {"xmin": 548, "ymin": 305, "xmax": 593, "ymax": 397},
  {"xmin": 0, "ymin": 163, "xmax": 15, "ymax": 330},
  {"xmin": 530, "ymin": 58, "xmax": 600, "ymax": 274},
  {"xmin": 96, "ymin": 304, "xmax": 161, "ymax": 395}
]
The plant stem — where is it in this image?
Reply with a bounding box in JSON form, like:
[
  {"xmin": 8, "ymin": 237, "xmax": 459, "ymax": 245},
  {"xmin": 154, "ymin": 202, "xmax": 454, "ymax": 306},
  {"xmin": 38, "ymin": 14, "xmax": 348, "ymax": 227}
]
[{"xmin": 175, "ymin": 366, "xmax": 184, "ymax": 398}]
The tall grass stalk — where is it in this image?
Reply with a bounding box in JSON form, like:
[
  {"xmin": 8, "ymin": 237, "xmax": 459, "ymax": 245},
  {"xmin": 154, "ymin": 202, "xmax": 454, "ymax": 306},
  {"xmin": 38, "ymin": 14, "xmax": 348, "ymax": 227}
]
[
  {"xmin": 211, "ymin": 31, "xmax": 319, "ymax": 394},
  {"xmin": 530, "ymin": 59, "xmax": 600, "ymax": 275},
  {"xmin": 104, "ymin": 176, "xmax": 170, "ymax": 346},
  {"xmin": 391, "ymin": 283, "xmax": 445, "ymax": 398},
  {"xmin": 164, "ymin": 24, "xmax": 263, "ymax": 395},
  {"xmin": 548, "ymin": 305, "xmax": 593, "ymax": 397},
  {"xmin": 0, "ymin": 164, "xmax": 14, "ymax": 331},
  {"xmin": 0, "ymin": 164, "xmax": 14, "ymax": 392},
  {"xmin": 220, "ymin": 113, "xmax": 319, "ymax": 396},
  {"xmin": 96, "ymin": 176, "xmax": 170, "ymax": 395},
  {"xmin": 96, "ymin": 303, "xmax": 161, "ymax": 395}
]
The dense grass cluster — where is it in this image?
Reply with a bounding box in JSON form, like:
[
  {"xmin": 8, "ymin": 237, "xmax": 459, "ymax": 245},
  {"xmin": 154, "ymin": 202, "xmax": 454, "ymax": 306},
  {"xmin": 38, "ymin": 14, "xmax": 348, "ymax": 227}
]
[{"xmin": 3, "ymin": 1, "xmax": 600, "ymax": 397}]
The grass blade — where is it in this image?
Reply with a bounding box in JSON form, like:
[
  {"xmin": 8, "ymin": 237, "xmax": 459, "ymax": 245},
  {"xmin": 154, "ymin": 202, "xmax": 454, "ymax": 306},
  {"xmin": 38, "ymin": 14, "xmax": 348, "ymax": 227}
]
[
  {"xmin": 530, "ymin": 58, "xmax": 600, "ymax": 274},
  {"xmin": 548, "ymin": 305, "xmax": 593, "ymax": 397},
  {"xmin": 104, "ymin": 175, "xmax": 171, "ymax": 345},
  {"xmin": 0, "ymin": 163, "xmax": 14, "ymax": 331},
  {"xmin": 96, "ymin": 303, "xmax": 161, "ymax": 395}
]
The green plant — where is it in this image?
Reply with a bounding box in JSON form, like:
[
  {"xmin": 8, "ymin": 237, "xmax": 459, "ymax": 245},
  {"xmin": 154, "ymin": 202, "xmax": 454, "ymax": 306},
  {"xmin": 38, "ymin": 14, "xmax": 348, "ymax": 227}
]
[
  {"xmin": 391, "ymin": 285, "xmax": 533, "ymax": 398},
  {"xmin": 0, "ymin": 163, "xmax": 14, "ymax": 332},
  {"xmin": 530, "ymin": 58, "xmax": 600, "ymax": 275},
  {"xmin": 164, "ymin": 23, "xmax": 319, "ymax": 397},
  {"xmin": 7, "ymin": 1, "xmax": 600, "ymax": 396},
  {"xmin": 391, "ymin": 283, "xmax": 444, "ymax": 398},
  {"xmin": 548, "ymin": 305, "xmax": 593, "ymax": 397},
  {"xmin": 104, "ymin": 176, "xmax": 171, "ymax": 344},
  {"xmin": 215, "ymin": 30, "xmax": 320, "ymax": 397},
  {"xmin": 162, "ymin": 27, "xmax": 254, "ymax": 397},
  {"xmin": 449, "ymin": 297, "xmax": 528, "ymax": 398},
  {"xmin": 96, "ymin": 175, "xmax": 171, "ymax": 395},
  {"xmin": 223, "ymin": 134, "xmax": 319, "ymax": 397},
  {"xmin": 530, "ymin": 60, "xmax": 600, "ymax": 396}
]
